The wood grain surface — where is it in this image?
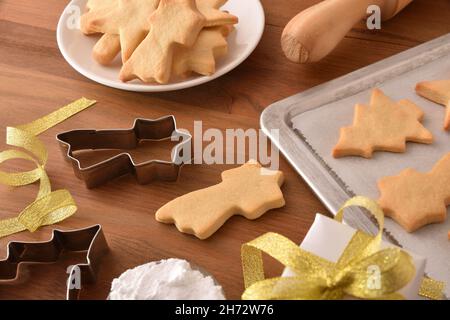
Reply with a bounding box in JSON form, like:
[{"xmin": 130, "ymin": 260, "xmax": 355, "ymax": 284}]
[{"xmin": 0, "ymin": 0, "xmax": 449, "ymax": 300}]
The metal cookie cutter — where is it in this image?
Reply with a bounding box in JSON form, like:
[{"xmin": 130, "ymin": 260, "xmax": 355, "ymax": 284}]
[
  {"xmin": 57, "ymin": 115, "xmax": 192, "ymax": 188},
  {"xmin": 0, "ymin": 225, "xmax": 108, "ymax": 300}
]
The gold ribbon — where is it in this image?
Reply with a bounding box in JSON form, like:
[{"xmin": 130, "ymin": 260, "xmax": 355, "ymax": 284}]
[
  {"xmin": 420, "ymin": 277, "xmax": 445, "ymax": 300},
  {"xmin": 241, "ymin": 196, "xmax": 416, "ymax": 300},
  {"xmin": 0, "ymin": 98, "xmax": 96, "ymax": 238}
]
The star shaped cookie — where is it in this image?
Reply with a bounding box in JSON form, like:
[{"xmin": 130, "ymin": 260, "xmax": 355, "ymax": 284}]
[
  {"xmin": 155, "ymin": 161, "xmax": 285, "ymax": 240},
  {"xmin": 82, "ymin": 0, "xmax": 237, "ymax": 65},
  {"xmin": 416, "ymin": 80, "xmax": 450, "ymax": 131},
  {"xmin": 333, "ymin": 89, "xmax": 433, "ymax": 158},
  {"xmin": 81, "ymin": 0, "xmax": 160, "ymax": 62},
  {"xmin": 172, "ymin": 26, "xmax": 230, "ymax": 78},
  {"xmin": 119, "ymin": 0, "xmax": 207, "ymax": 83},
  {"xmin": 197, "ymin": 0, "xmax": 238, "ymax": 26},
  {"xmin": 378, "ymin": 152, "xmax": 450, "ymax": 232},
  {"xmin": 83, "ymin": 0, "xmax": 122, "ymax": 65}
]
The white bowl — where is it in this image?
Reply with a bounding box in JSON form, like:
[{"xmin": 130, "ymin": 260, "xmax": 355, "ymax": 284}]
[{"xmin": 56, "ymin": 0, "xmax": 265, "ymax": 92}]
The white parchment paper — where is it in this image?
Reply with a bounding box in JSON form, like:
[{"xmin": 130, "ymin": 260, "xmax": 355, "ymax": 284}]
[{"xmin": 291, "ymin": 57, "xmax": 450, "ymax": 296}]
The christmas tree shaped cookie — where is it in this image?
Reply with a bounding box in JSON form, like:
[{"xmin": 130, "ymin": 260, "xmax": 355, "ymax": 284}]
[
  {"xmin": 416, "ymin": 80, "xmax": 450, "ymax": 131},
  {"xmin": 333, "ymin": 89, "xmax": 433, "ymax": 158},
  {"xmin": 378, "ymin": 152, "xmax": 450, "ymax": 232},
  {"xmin": 156, "ymin": 161, "xmax": 285, "ymax": 239}
]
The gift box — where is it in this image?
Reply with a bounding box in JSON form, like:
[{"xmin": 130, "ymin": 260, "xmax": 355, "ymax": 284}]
[
  {"xmin": 241, "ymin": 197, "xmax": 443, "ymax": 300},
  {"xmin": 282, "ymin": 214, "xmax": 426, "ymax": 300}
]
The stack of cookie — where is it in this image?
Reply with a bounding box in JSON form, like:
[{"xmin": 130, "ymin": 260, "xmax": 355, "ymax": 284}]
[{"xmin": 80, "ymin": 0, "xmax": 238, "ymax": 84}]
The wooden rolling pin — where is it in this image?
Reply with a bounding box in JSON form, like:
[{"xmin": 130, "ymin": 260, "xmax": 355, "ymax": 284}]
[{"xmin": 281, "ymin": 0, "xmax": 413, "ymax": 63}]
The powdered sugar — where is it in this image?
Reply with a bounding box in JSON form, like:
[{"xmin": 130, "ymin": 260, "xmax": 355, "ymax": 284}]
[{"xmin": 109, "ymin": 258, "xmax": 225, "ymax": 300}]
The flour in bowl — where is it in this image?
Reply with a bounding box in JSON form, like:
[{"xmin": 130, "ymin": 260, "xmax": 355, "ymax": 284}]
[{"xmin": 109, "ymin": 258, "xmax": 225, "ymax": 300}]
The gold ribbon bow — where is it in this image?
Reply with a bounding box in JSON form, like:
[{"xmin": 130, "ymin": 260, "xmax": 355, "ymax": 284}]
[
  {"xmin": 241, "ymin": 197, "xmax": 416, "ymax": 300},
  {"xmin": 0, "ymin": 98, "xmax": 96, "ymax": 238}
]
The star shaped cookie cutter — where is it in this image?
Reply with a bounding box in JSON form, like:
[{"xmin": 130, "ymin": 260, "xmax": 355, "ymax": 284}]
[
  {"xmin": 57, "ymin": 115, "xmax": 192, "ymax": 189},
  {"xmin": 0, "ymin": 224, "xmax": 108, "ymax": 300}
]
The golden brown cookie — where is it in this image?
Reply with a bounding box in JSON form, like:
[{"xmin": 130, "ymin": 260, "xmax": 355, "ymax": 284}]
[
  {"xmin": 119, "ymin": 0, "xmax": 206, "ymax": 84},
  {"xmin": 197, "ymin": 0, "xmax": 238, "ymax": 26},
  {"xmin": 82, "ymin": 0, "xmax": 237, "ymax": 66},
  {"xmin": 378, "ymin": 152, "xmax": 450, "ymax": 232},
  {"xmin": 155, "ymin": 161, "xmax": 285, "ymax": 240},
  {"xmin": 416, "ymin": 80, "xmax": 450, "ymax": 131},
  {"xmin": 333, "ymin": 89, "xmax": 433, "ymax": 158},
  {"xmin": 81, "ymin": 0, "xmax": 159, "ymax": 62},
  {"xmin": 172, "ymin": 26, "xmax": 229, "ymax": 78},
  {"xmin": 92, "ymin": 33, "xmax": 121, "ymax": 65},
  {"xmin": 80, "ymin": 1, "xmax": 121, "ymax": 65},
  {"xmin": 85, "ymin": 0, "xmax": 117, "ymax": 13}
]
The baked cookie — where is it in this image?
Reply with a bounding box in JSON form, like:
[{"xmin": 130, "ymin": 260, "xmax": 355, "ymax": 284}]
[
  {"xmin": 172, "ymin": 26, "xmax": 230, "ymax": 78},
  {"xmin": 82, "ymin": 0, "xmax": 121, "ymax": 65},
  {"xmin": 82, "ymin": 0, "xmax": 237, "ymax": 66},
  {"xmin": 378, "ymin": 152, "xmax": 450, "ymax": 232},
  {"xmin": 92, "ymin": 33, "xmax": 122, "ymax": 65},
  {"xmin": 333, "ymin": 89, "xmax": 433, "ymax": 158},
  {"xmin": 119, "ymin": 0, "xmax": 206, "ymax": 83},
  {"xmin": 416, "ymin": 80, "xmax": 450, "ymax": 131},
  {"xmin": 197, "ymin": 0, "xmax": 238, "ymax": 26},
  {"xmin": 81, "ymin": 0, "xmax": 159, "ymax": 62},
  {"xmin": 155, "ymin": 161, "xmax": 285, "ymax": 240}
]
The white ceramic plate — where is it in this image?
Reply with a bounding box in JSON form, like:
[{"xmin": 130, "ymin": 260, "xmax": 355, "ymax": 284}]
[{"xmin": 57, "ymin": 0, "xmax": 265, "ymax": 92}]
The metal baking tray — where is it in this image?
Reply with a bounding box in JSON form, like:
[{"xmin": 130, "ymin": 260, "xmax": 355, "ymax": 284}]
[{"xmin": 261, "ymin": 33, "xmax": 450, "ymax": 297}]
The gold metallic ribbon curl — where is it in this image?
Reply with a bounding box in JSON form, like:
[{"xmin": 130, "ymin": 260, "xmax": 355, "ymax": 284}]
[
  {"xmin": 0, "ymin": 98, "xmax": 96, "ymax": 238},
  {"xmin": 241, "ymin": 196, "xmax": 417, "ymax": 300}
]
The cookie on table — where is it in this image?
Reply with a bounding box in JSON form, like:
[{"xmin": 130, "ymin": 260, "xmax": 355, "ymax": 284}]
[
  {"xmin": 333, "ymin": 89, "xmax": 433, "ymax": 158},
  {"xmin": 378, "ymin": 152, "xmax": 450, "ymax": 232},
  {"xmin": 416, "ymin": 80, "xmax": 450, "ymax": 131},
  {"xmin": 155, "ymin": 161, "xmax": 285, "ymax": 240}
]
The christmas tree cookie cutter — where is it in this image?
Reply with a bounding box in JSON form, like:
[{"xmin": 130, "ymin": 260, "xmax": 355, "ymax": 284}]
[
  {"xmin": 0, "ymin": 224, "xmax": 108, "ymax": 300},
  {"xmin": 56, "ymin": 115, "xmax": 192, "ymax": 188}
]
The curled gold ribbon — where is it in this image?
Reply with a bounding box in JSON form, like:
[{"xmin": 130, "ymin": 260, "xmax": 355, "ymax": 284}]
[
  {"xmin": 241, "ymin": 196, "xmax": 416, "ymax": 300},
  {"xmin": 0, "ymin": 98, "xmax": 96, "ymax": 238}
]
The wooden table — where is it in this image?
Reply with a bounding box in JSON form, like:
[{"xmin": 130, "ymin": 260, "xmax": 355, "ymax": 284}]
[{"xmin": 0, "ymin": 0, "xmax": 449, "ymax": 300}]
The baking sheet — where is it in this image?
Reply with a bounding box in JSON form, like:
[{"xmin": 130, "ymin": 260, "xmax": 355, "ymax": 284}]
[
  {"xmin": 261, "ymin": 33, "xmax": 450, "ymax": 297},
  {"xmin": 291, "ymin": 57, "xmax": 450, "ymax": 295}
]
